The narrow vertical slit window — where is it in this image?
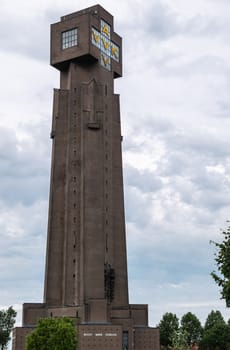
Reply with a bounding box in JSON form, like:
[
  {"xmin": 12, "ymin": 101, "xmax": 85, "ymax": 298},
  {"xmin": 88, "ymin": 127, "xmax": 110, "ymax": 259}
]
[{"xmin": 122, "ymin": 331, "xmax": 129, "ymax": 350}]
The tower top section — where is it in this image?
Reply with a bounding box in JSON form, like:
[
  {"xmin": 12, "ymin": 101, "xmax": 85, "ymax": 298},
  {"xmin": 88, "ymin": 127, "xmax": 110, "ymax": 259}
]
[{"xmin": 50, "ymin": 4, "xmax": 122, "ymax": 78}]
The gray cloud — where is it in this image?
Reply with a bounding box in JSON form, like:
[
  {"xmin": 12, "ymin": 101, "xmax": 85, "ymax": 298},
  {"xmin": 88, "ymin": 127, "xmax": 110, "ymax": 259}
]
[
  {"xmin": 124, "ymin": 165, "xmax": 163, "ymax": 192},
  {"xmin": 1, "ymin": 0, "xmax": 230, "ymax": 336},
  {"xmin": 121, "ymin": 1, "xmax": 222, "ymax": 42},
  {"xmin": 144, "ymin": 3, "xmax": 180, "ymax": 40},
  {"xmin": 0, "ymin": 125, "xmax": 50, "ymax": 206},
  {"xmin": 0, "ymin": 8, "xmax": 65, "ymax": 62}
]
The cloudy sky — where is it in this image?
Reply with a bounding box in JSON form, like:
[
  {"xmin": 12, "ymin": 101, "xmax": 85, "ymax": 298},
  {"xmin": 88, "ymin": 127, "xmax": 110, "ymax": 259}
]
[{"xmin": 1, "ymin": 0, "xmax": 230, "ymax": 340}]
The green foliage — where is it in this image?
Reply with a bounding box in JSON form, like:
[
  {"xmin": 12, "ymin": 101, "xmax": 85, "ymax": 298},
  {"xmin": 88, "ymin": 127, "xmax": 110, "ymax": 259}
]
[
  {"xmin": 26, "ymin": 317, "xmax": 77, "ymax": 350},
  {"xmin": 159, "ymin": 312, "xmax": 179, "ymax": 348},
  {"xmin": 181, "ymin": 312, "xmax": 203, "ymax": 344},
  {"xmin": 0, "ymin": 306, "xmax": 17, "ymax": 350},
  {"xmin": 199, "ymin": 323, "xmax": 230, "ymax": 350},
  {"xmin": 204, "ymin": 310, "xmax": 225, "ymax": 331},
  {"xmin": 211, "ymin": 223, "xmax": 230, "ymax": 307},
  {"xmin": 159, "ymin": 310, "xmax": 230, "ymax": 349},
  {"xmin": 172, "ymin": 328, "xmax": 190, "ymax": 350},
  {"xmin": 199, "ymin": 310, "xmax": 230, "ymax": 350}
]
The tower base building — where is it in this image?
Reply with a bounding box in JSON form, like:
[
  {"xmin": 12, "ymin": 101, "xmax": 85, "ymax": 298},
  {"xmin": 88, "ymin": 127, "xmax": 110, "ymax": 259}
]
[{"xmin": 12, "ymin": 5, "xmax": 160, "ymax": 350}]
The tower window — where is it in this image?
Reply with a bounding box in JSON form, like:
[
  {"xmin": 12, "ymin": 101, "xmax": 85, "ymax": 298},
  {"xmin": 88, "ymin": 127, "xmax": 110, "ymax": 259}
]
[
  {"xmin": 122, "ymin": 331, "xmax": 129, "ymax": 350},
  {"xmin": 62, "ymin": 28, "xmax": 78, "ymax": 50}
]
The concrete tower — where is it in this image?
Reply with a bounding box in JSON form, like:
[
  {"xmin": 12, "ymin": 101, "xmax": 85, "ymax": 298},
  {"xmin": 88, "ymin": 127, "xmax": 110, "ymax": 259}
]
[{"xmin": 12, "ymin": 5, "xmax": 160, "ymax": 350}]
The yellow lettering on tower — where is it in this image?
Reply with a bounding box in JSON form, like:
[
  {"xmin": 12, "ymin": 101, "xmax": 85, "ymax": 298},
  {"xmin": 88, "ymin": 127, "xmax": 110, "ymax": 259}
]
[
  {"xmin": 93, "ymin": 31, "xmax": 100, "ymax": 43},
  {"xmin": 102, "ymin": 25, "xmax": 110, "ymax": 37},
  {"xmin": 102, "ymin": 54, "xmax": 109, "ymax": 66},
  {"xmin": 111, "ymin": 46, "xmax": 118, "ymax": 58},
  {"xmin": 102, "ymin": 38, "xmax": 110, "ymax": 50}
]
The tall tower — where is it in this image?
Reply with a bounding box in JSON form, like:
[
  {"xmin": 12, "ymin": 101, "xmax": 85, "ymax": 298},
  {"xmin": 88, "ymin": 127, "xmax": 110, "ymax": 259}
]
[
  {"xmin": 12, "ymin": 5, "xmax": 159, "ymax": 350},
  {"xmin": 44, "ymin": 5, "xmax": 128, "ymax": 310}
]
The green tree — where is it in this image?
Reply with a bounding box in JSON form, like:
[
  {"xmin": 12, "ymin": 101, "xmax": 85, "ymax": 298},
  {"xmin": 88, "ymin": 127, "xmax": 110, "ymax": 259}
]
[
  {"xmin": 200, "ymin": 323, "xmax": 230, "ymax": 350},
  {"xmin": 200, "ymin": 310, "xmax": 230, "ymax": 350},
  {"xmin": 204, "ymin": 310, "xmax": 225, "ymax": 332},
  {"xmin": 172, "ymin": 328, "xmax": 190, "ymax": 350},
  {"xmin": 159, "ymin": 312, "xmax": 179, "ymax": 349},
  {"xmin": 211, "ymin": 223, "xmax": 230, "ymax": 306},
  {"xmin": 181, "ymin": 312, "xmax": 203, "ymax": 345},
  {"xmin": 26, "ymin": 317, "xmax": 77, "ymax": 350},
  {"xmin": 0, "ymin": 306, "xmax": 17, "ymax": 350}
]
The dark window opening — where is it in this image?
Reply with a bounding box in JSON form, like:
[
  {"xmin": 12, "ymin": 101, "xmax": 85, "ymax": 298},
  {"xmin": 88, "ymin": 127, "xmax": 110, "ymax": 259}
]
[{"xmin": 122, "ymin": 331, "xmax": 129, "ymax": 350}]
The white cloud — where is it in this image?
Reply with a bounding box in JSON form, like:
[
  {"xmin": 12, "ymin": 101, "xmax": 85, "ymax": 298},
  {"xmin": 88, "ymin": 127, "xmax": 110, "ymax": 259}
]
[{"xmin": 1, "ymin": 1, "xmax": 230, "ymax": 343}]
